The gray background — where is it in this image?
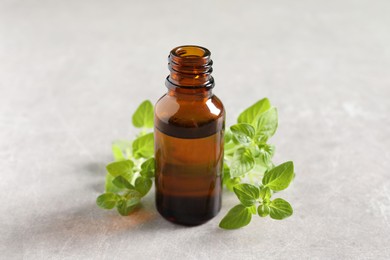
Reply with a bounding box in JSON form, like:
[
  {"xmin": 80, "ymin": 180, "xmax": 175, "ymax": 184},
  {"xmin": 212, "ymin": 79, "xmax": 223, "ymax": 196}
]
[{"xmin": 1, "ymin": 0, "xmax": 389, "ymax": 259}]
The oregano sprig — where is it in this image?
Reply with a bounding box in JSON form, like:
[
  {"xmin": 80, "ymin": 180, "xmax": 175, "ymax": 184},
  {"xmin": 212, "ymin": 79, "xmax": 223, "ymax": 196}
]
[
  {"xmin": 96, "ymin": 98, "xmax": 295, "ymax": 229},
  {"xmin": 96, "ymin": 100, "xmax": 155, "ymax": 216},
  {"xmin": 219, "ymin": 161, "xmax": 294, "ymax": 229}
]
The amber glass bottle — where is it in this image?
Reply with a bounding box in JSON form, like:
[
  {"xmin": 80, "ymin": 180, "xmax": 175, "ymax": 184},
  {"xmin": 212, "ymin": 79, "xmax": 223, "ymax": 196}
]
[{"xmin": 154, "ymin": 45, "xmax": 225, "ymax": 226}]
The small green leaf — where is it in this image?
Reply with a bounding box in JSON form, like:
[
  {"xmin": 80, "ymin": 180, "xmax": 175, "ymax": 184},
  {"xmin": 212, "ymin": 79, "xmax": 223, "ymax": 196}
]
[
  {"xmin": 254, "ymin": 107, "xmax": 278, "ymax": 143},
  {"xmin": 225, "ymin": 177, "xmax": 241, "ymax": 192},
  {"xmin": 106, "ymin": 160, "xmax": 134, "ymax": 177},
  {"xmin": 112, "ymin": 145, "xmax": 125, "ymax": 161},
  {"xmin": 249, "ymin": 205, "xmax": 257, "ymax": 214},
  {"xmin": 96, "ymin": 193, "xmax": 120, "ymax": 209},
  {"xmin": 230, "ymin": 148, "xmax": 255, "ymax": 178},
  {"xmin": 259, "ymin": 186, "xmax": 272, "ymax": 200},
  {"xmin": 252, "ymin": 160, "xmax": 268, "ymax": 176},
  {"xmin": 224, "ymin": 141, "xmax": 236, "ymax": 156},
  {"xmin": 116, "ymin": 198, "xmax": 140, "ymax": 216},
  {"xmin": 135, "ymin": 176, "xmax": 153, "ymax": 196},
  {"xmin": 224, "ymin": 129, "xmax": 233, "ymax": 143},
  {"xmin": 258, "ymin": 144, "xmax": 275, "ymax": 166},
  {"xmin": 269, "ymin": 198, "xmax": 293, "ymax": 220},
  {"xmin": 111, "ymin": 140, "xmax": 132, "ymax": 161},
  {"xmin": 116, "ymin": 191, "xmax": 141, "ymax": 216},
  {"xmin": 223, "ymin": 163, "xmax": 240, "ymax": 191},
  {"xmin": 237, "ymin": 98, "xmax": 271, "ymax": 125},
  {"xmin": 223, "ymin": 162, "xmax": 230, "ymax": 175},
  {"xmin": 112, "ymin": 176, "xmax": 134, "ymax": 190},
  {"xmin": 132, "ymin": 133, "xmax": 154, "ymax": 159},
  {"xmin": 105, "ymin": 173, "xmax": 121, "ymax": 193},
  {"xmin": 132, "ymin": 100, "xmax": 154, "ymax": 128},
  {"xmin": 230, "ymin": 123, "xmax": 255, "ymax": 144},
  {"xmin": 140, "ymin": 158, "xmax": 155, "ymax": 178},
  {"xmin": 249, "ymin": 145, "xmax": 260, "ymax": 158},
  {"xmin": 258, "ymin": 204, "xmax": 270, "ymax": 217},
  {"xmin": 219, "ymin": 204, "xmax": 252, "ymax": 230},
  {"xmin": 262, "ymin": 161, "xmax": 294, "ymax": 191},
  {"xmin": 233, "ymin": 183, "xmax": 260, "ymax": 207}
]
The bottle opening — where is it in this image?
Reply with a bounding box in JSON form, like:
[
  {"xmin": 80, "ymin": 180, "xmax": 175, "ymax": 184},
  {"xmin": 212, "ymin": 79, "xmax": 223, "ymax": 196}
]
[
  {"xmin": 167, "ymin": 45, "xmax": 214, "ymax": 90},
  {"xmin": 171, "ymin": 46, "xmax": 210, "ymax": 59}
]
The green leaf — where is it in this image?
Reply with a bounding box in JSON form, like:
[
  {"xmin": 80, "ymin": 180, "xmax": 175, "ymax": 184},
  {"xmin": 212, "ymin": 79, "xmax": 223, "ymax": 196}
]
[
  {"xmin": 237, "ymin": 98, "xmax": 271, "ymax": 125},
  {"xmin": 249, "ymin": 205, "xmax": 257, "ymax": 214},
  {"xmin": 258, "ymin": 144, "xmax": 275, "ymax": 166},
  {"xmin": 224, "ymin": 129, "xmax": 233, "ymax": 143},
  {"xmin": 105, "ymin": 173, "xmax": 122, "ymax": 193},
  {"xmin": 106, "ymin": 160, "xmax": 134, "ymax": 177},
  {"xmin": 257, "ymin": 204, "xmax": 270, "ymax": 217},
  {"xmin": 112, "ymin": 176, "xmax": 134, "ymax": 190},
  {"xmin": 132, "ymin": 100, "xmax": 154, "ymax": 128},
  {"xmin": 230, "ymin": 123, "xmax": 255, "ymax": 144},
  {"xmin": 269, "ymin": 198, "xmax": 293, "ymax": 220},
  {"xmin": 116, "ymin": 191, "xmax": 142, "ymax": 216},
  {"xmin": 259, "ymin": 186, "xmax": 272, "ymax": 201},
  {"xmin": 111, "ymin": 140, "xmax": 132, "ymax": 161},
  {"xmin": 132, "ymin": 133, "xmax": 154, "ymax": 159},
  {"xmin": 233, "ymin": 183, "xmax": 260, "ymax": 207},
  {"xmin": 219, "ymin": 204, "xmax": 252, "ymax": 230},
  {"xmin": 249, "ymin": 145, "xmax": 260, "ymax": 158},
  {"xmin": 230, "ymin": 148, "xmax": 255, "ymax": 178},
  {"xmin": 224, "ymin": 140, "xmax": 236, "ymax": 156},
  {"xmin": 96, "ymin": 193, "xmax": 120, "ymax": 209},
  {"xmin": 254, "ymin": 107, "xmax": 278, "ymax": 143},
  {"xmin": 223, "ymin": 163, "xmax": 240, "ymax": 191},
  {"xmin": 252, "ymin": 160, "xmax": 268, "ymax": 176},
  {"xmin": 112, "ymin": 145, "xmax": 125, "ymax": 161},
  {"xmin": 135, "ymin": 176, "xmax": 153, "ymax": 196},
  {"xmin": 116, "ymin": 198, "xmax": 140, "ymax": 216},
  {"xmin": 140, "ymin": 158, "xmax": 155, "ymax": 178},
  {"xmin": 262, "ymin": 161, "xmax": 294, "ymax": 191}
]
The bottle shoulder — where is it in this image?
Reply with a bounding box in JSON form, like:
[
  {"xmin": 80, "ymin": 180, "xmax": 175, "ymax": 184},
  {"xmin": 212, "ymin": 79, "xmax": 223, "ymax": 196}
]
[
  {"xmin": 154, "ymin": 93, "xmax": 225, "ymax": 138},
  {"xmin": 155, "ymin": 93, "xmax": 225, "ymax": 121}
]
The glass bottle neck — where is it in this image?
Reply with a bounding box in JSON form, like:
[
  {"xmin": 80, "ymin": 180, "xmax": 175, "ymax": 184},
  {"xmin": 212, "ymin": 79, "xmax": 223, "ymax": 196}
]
[{"xmin": 165, "ymin": 45, "xmax": 214, "ymax": 97}]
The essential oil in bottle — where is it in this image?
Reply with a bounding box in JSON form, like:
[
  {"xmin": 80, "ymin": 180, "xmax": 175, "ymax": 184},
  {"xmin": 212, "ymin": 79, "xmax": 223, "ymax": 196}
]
[{"xmin": 154, "ymin": 45, "xmax": 225, "ymax": 226}]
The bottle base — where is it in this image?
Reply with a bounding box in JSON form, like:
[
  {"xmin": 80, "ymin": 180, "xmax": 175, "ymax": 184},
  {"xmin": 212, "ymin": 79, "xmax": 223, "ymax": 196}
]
[
  {"xmin": 156, "ymin": 193, "xmax": 221, "ymax": 226},
  {"xmin": 157, "ymin": 207, "xmax": 219, "ymax": 226}
]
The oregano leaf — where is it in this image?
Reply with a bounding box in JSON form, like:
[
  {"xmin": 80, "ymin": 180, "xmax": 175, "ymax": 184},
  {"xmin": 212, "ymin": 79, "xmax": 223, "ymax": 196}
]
[
  {"xmin": 135, "ymin": 176, "xmax": 152, "ymax": 197},
  {"xmin": 106, "ymin": 160, "xmax": 134, "ymax": 177},
  {"xmin": 132, "ymin": 100, "xmax": 154, "ymax": 128},
  {"xmin": 132, "ymin": 133, "xmax": 154, "ymax": 159},
  {"xmin": 112, "ymin": 176, "xmax": 134, "ymax": 190},
  {"xmin": 258, "ymin": 204, "xmax": 270, "ymax": 217},
  {"xmin": 225, "ymin": 129, "xmax": 233, "ymax": 143},
  {"xmin": 230, "ymin": 148, "xmax": 255, "ymax": 178},
  {"xmin": 258, "ymin": 144, "xmax": 275, "ymax": 166},
  {"xmin": 230, "ymin": 123, "xmax": 255, "ymax": 144},
  {"xmin": 111, "ymin": 140, "xmax": 132, "ymax": 161},
  {"xmin": 223, "ymin": 163, "xmax": 241, "ymax": 191},
  {"xmin": 237, "ymin": 98, "xmax": 271, "ymax": 125},
  {"xmin": 259, "ymin": 186, "xmax": 272, "ymax": 201},
  {"xmin": 269, "ymin": 198, "xmax": 293, "ymax": 220},
  {"xmin": 262, "ymin": 161, "xmax": 294, "ymax": 191},
  {"xmin": 140, "ymin": 158, "xmax": 155, "ymax": 178},
  {"xmin": 233, "ymin": 183, "xmax": 260, "ymax": 207},
  {"xmin": 219, "ymin": 204, "xmax": 252, "ymax": 230},
  {"xmin": 116, "ymin": 191, "xmax": 142, "ymax": 216},
  {"xmin": 254, "ymin": 107, "xmax": 278, "ymax": 143},
  {"xmin": 96, "ymin": 193, "xmax": 120, "ymax": 209}
]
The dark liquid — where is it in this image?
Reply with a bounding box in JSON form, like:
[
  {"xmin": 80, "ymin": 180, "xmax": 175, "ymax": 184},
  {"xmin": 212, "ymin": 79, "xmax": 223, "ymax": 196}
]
[{"xmin": 155, "ymin": 117, "xmax": 224, "ymax": 226}]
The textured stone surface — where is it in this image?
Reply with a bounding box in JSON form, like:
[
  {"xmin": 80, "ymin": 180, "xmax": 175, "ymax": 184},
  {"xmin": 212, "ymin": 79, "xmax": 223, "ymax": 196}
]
[{"xmin": 1, "ymin": 0, "xmax": 390, "ymax": 259}]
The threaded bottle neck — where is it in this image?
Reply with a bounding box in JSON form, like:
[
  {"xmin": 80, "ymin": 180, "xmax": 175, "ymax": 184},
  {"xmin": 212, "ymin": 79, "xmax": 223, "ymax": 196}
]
[{"xmin": 166, "ymin": 45, "xmax": 214, "ymax": 93}]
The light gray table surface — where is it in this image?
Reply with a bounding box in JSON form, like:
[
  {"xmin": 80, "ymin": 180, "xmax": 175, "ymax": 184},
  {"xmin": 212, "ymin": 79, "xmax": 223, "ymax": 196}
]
[{"xmin": 1, "ymin": 0, "xmax": 390, "ymax": 259}]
